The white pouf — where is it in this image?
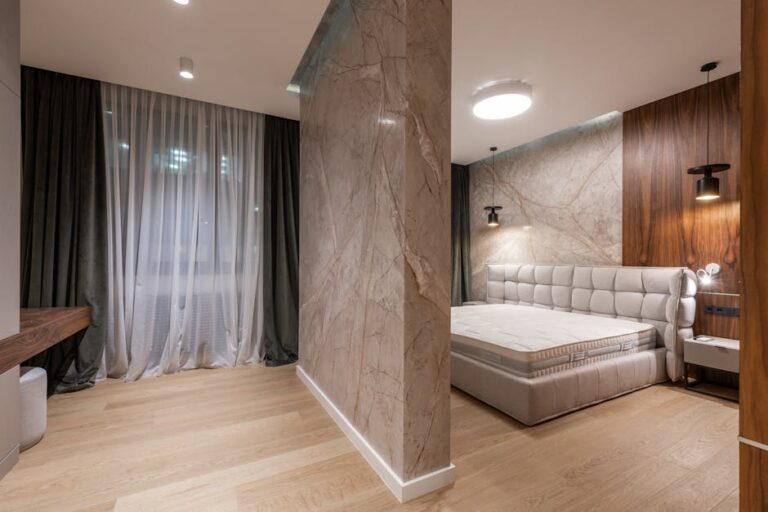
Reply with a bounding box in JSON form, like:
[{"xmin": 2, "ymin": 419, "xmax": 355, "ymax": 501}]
[{"xmin": 19, "ymin": 367, "xmax": 47, "ymax": 451}]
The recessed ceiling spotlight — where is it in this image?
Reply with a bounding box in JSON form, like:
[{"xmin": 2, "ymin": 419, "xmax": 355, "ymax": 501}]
[
  {"xmin": 174, "ymin": 0, "xmax": 189, "ymax": 5},
  {"xmin": 472, "ymin": 80, "xmax": 532, "ymax": 120},
  {"xmin": 179, "ymin": 57, "xmax": 194, "ymax": 79}
]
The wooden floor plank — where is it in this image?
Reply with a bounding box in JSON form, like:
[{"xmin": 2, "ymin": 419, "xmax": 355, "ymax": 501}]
[{"xmin": 0, "ymin": 364, "xmax": 738, "ymax": 511}]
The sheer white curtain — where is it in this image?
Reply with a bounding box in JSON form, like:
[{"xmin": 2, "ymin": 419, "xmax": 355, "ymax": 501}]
[{"xmin": 100, "ymin": 83, "xmax": 264, "ymax": 381}]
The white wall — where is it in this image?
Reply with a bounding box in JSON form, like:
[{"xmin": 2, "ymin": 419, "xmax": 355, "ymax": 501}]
[{"xmin": 0, "ymin": 0, "xmax": 21, "ymax": 481}]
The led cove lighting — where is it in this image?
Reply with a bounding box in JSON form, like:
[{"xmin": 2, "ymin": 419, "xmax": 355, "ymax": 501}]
[{"xmin": 473, "ymin": 80, "xmax": 532, "ymax": 120}]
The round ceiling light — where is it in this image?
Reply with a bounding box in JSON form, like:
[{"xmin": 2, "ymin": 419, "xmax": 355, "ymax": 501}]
[
  {"xmin": 472, "ymin": 80, "xmax": 532, "ymax": 120},
  {"xmin": 174, "ymin": 0, "xmax": 190, "ymax": 5}
]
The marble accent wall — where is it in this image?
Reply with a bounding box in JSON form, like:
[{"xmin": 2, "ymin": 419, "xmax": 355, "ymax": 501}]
[
  {"xmin": 295, "ymin": 0, "xmax": 451, "ymax": 483},
  {"xmin": 469, "ymin": 112, "xmax": 622, "ymax": 301},
  {"xmin": 0, "ymin": 0, "xmax": 21, "ymax": 481}
]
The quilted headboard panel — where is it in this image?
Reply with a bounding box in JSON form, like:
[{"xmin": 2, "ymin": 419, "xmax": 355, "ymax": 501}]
[
  {"xmin": 486, "ymin": 264, "xmax": 697, "ymax": 381},
  {"xmin": 486, "ymin": 264, "xmax": 575, "ymax": 311}
]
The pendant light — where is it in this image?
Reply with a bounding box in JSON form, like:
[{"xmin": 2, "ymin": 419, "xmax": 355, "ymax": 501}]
[
  {"xmin": 687, "ymin": 62, "xmax": 730, "ymax": 200},
  {"xmin": 484, "ymin": 146, "xmax": 502, "ymax": 227}
]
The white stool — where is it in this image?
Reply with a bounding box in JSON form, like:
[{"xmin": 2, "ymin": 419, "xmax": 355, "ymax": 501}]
[{"xmin": 19, "ymin": 367, "xmax": 47, "ymax": 451}]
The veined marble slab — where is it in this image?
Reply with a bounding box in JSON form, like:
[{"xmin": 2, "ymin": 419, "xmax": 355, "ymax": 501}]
[
  {"xmin": 469, "ymin": 112, "xmax": 623, "ymax": 301},
  {"xmin": 296, "ymin": 0, "xmax": 452, "ymax": 496}
]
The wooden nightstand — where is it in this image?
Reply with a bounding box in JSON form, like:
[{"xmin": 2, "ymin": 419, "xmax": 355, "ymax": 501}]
[{"xmin": 684, "ymin": 336, "xmax": 739, "ymax": 402}]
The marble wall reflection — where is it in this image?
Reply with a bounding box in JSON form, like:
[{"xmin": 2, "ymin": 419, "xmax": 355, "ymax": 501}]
[
  {"xmin": 469, "ymin": 112, "xmax": 623, "ymax": 300},
  {"xmin": 296, "ymin": 0, "xmax": 451, "ymax": 482}
]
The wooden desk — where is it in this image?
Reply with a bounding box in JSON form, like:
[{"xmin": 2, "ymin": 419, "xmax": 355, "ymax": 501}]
[{"xmin": 0, "ymin": 308, "xmax": 91, "ymax": 375}]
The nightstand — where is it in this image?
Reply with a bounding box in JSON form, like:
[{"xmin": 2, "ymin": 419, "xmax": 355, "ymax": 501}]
[{"xmin": 684, "ymin": 336, "xmax": 739, "ymax": 402}]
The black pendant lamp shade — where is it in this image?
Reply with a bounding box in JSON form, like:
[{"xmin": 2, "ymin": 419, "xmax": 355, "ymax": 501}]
[
  {"xmin": 687, "ymin": 62, "xmax": 730, "ymax": 201},
  {"xmin": 485, "ymin": 206, "xmax": 501, "ymax": 227},
  {"xmin": 485, "ymin": 146, "xmax": 502, "ymax": 227},
  {"xmin": 689, "ymin": 163, "xmax": 729, "ymax": 201}
]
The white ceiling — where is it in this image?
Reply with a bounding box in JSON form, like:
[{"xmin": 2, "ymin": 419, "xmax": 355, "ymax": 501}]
[
  {"xmin": 20, "ymin": 0, "xmax": 328, "ymax": 120},
  {"xmin": 21, "ymin": 0, "xmax": 740, "ymax": 165}
]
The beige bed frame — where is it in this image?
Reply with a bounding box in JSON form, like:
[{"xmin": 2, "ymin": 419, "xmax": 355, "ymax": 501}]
[{"xmin": 451, "ymin": 264, "xmax": 696, "ymax": 426}]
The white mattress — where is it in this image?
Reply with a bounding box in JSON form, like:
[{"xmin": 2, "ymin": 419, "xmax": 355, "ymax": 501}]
[{"xmin": 451, "ymin": 304, "xmax": 658, "ymax": 378}]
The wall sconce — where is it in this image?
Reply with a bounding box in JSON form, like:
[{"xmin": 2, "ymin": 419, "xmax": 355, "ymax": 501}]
[{"xmin": 696, "ymin": 262, "xmax": 721, "ymax": 286}]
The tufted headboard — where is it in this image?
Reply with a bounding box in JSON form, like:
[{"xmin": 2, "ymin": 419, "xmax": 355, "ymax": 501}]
[{"xmin": 485, "ymin": 264, "xmax": 697, "ymax": 381}]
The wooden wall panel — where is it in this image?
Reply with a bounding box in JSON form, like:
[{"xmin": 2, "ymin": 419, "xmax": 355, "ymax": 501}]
[
  {"xmin": 694, "ymin": 293, "xmax": 740, "ymax": 339},
  {"xmin": 741, "ymin": 0, "xmax": 768, "ymax": 509},
  {"xmin": 741, "ymin": 444, "xmax": 768, "ymax": 511},
  {"xmin": 623, "ymin": 74, "xmax": 741, "ymax": 295}
]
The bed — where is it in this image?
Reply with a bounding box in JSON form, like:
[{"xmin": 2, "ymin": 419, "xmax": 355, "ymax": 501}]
[{"xmin": 451, "ymin": 264, "xmax": 697, "ymax": 425}]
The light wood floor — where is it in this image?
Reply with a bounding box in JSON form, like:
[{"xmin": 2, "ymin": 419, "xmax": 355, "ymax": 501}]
[{"xmin": 0, "ymin": 364, "xmax": 738, "ymax": 512}]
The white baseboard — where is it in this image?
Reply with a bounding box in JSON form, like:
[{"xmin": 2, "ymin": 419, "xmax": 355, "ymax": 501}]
[
  {"xmin": 296, "ymin": 365, "xmax": 454, "ymax": 502},
  {"xmin": 0, "ymin": 445, "xmax": 19, "ymax": 481},
  {"xmin": 739, "ymin": 435, "xmax": 768, "ymax": 453}
]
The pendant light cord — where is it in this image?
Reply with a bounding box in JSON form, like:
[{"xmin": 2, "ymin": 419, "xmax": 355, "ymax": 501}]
[
  {"xmin": 706, "ymin": 68, "xmax": 711, "ymax": 164},
  {"xmin": 491, "ymin": 150, "xmax": 495, "ymax": 205}
]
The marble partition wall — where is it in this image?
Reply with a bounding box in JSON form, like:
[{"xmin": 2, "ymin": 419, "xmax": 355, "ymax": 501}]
[
  {"xmin": 293, "ymin": 0, "xmax": 452, "ymax": 493},
  {"xmin": 0, "ymin": 0, "xmax": 21, "ymax": 481},
  {"xmin": 469, "ymin": 112, "xmax": 623, "ymax": 301}
]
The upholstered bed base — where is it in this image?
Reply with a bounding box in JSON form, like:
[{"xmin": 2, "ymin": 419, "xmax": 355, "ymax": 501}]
[
  {"xmin": 452, "ymin": 347, "xmax": 668, "ymax": 426},
  {"xmin": 450, "ymin": 263, "xmax": 696, "ymax": 426}
]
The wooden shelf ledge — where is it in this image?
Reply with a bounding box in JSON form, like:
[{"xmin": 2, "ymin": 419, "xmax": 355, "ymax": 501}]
[{"xmin": 0, "ymin": 307, "xmax": 91, "ymax": 375}]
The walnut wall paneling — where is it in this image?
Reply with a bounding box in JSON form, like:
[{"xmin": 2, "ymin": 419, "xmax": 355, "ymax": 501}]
[
  {"xmin": 694, "ymin": 293, "xmax": 740, "ymax": 339},
  {"xmin": 741, "ymin": 444, "xmax": 768, "ymax": 510},
  {"xmin": 741, "ymin": 0, "xmax": 768, "ymax": 509},
  {"xmin": 623, "ymin": 73, "xmax": 741, "ymax": 295}
]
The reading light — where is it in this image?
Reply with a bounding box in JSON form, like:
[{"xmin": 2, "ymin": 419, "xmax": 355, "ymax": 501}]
[
  {"xmin": 179, "ymin": 57, "xmax": 194, "ymax": 79},
  {"xmin": 473, "ymin": 80, "xmax": 532, "ymax": 120},
  {"xmin": 687, "ymin": 62, "xmax": 730, "ymax": 200},
  {"xmin": 696, "ymin": 262, "xmax": 721, "ymax": 286}
]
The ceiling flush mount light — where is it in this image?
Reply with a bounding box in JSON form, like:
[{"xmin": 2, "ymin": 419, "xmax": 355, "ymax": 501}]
[
  {"xmin": 473, "ymin": 80, "xmax": 532, "ymax": 120},
  {"xmin": 697, "ymin": 262, "xmax": 721, "ymax": 286},
  {"xmin": 179, "ymin": 57, "xmax": 194, "ymax": 79},
  {"xmin": 484, "ymin": 146, "xmax": 502, "ymax": 227},
  {"xmin": 687, "ymin": 62, "xmax": 729, "ymax": 200},
  {"xmin": 173, "ymin": 0, "xmax": 190, "ymax": 5}
]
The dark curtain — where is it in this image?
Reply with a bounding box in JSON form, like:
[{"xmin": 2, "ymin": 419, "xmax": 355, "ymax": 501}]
[
  {"xmin": 451, "ymin": 163, "xmax": 471, "ymax": 306},
  {"xmin": 20, "ymin": 67, "xmax": 107, "ymax": 395},
  {"xmin": 262, "ymin": 115, "xmax": 300, "ymax": 366}
]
